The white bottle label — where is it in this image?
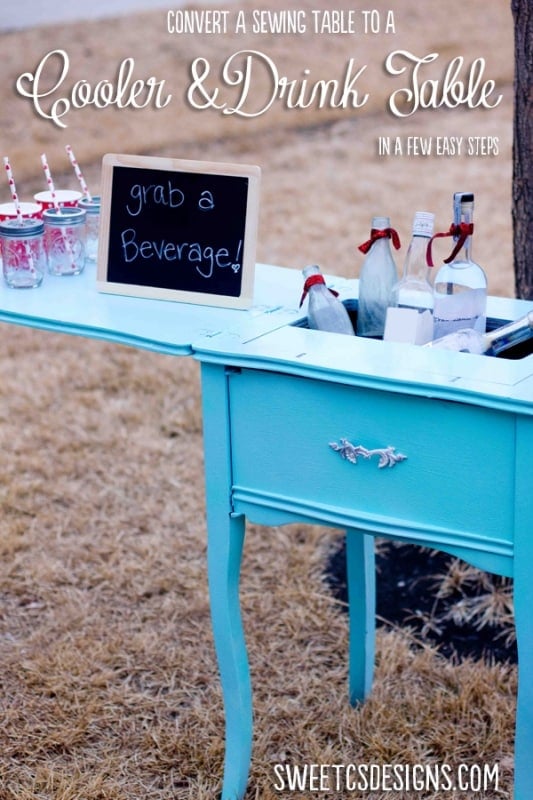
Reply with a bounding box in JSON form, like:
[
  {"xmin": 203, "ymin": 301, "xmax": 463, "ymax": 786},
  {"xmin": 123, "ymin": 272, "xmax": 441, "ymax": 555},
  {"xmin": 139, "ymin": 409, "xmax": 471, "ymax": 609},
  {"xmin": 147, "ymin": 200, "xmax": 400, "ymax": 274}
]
[{"xmin": 384, "ymin": 306, "xmax": 434, "ymax": 345}]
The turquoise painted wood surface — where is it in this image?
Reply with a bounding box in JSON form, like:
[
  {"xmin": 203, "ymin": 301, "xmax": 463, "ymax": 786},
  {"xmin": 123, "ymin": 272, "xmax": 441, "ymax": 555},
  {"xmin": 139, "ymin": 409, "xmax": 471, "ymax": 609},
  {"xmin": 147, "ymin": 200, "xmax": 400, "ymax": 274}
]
[
  {"xmin": 194, "ymin": 276, "xmax": 533, "ymax": 800},
  {"xmin": 513, "ymin": 416, "xmax": 533, "ymax": 795},
  {"xmin": 0, "ymin": 263, "xmax": 532, "ymax": 799},
  {"xmin": 227, "ymin": 369, "xmax": 515, "ymax": 570},
  {"xmin": 0, "ymin": 262, "xmax": 304, "ymax": 354}
]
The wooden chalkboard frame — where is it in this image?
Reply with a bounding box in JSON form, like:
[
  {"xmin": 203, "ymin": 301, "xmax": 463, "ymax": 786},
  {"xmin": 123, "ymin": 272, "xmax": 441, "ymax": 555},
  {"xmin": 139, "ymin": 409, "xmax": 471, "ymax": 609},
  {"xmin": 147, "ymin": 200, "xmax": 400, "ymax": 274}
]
[{"xmin": 97, "ymin": 154, "xmax": 261, "ymax": 309}]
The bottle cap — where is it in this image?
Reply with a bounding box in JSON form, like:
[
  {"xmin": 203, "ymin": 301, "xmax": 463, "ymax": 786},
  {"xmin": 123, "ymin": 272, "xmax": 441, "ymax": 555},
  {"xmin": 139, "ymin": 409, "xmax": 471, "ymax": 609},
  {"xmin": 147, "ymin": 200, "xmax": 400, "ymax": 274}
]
[
  {"xmin": 453, "ymin": 192, "xmax": 474, "ymax": 222},
  {"xmin": 412, "ymin": 211, "xmax": 434, "ymax": 238},
  {"xmin": 454, "ymin": 191, "xmax": 474, "ymax": 204}
]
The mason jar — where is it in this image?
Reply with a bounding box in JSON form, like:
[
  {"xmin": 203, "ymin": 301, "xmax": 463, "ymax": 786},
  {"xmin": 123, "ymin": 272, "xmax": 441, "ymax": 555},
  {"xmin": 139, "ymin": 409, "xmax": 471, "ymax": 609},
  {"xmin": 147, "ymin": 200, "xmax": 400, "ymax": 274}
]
[
  {"xmin": 0, "ymin": 218, "xmax": 46, "ymax": 288},
  {"xmin": 78, "ymin": 195, "xmax": 101, "ymax": 263},
  {"xmin": 43, "ymin": 206, "xmax": 86, "ymax": 276}
]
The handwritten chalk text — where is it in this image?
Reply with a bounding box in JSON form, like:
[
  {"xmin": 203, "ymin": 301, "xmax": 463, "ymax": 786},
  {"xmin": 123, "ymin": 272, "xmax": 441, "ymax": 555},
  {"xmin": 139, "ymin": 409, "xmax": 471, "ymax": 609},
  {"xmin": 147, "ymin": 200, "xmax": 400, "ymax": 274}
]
[
  {"xmin": 126, "ymin": 180, "xmax": 215, "ymax": 217},
  {"xmin": 120, "ymin": 228, "xmax": 241, "ymax": 279}
]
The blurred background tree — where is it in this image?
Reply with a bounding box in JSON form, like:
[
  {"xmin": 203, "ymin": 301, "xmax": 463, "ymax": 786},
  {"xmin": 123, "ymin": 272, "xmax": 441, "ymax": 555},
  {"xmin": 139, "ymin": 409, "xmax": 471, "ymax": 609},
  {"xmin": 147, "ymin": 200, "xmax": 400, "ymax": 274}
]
[{"xmin": 512, "ymin": 0, "xmax": 533, "ymax": 300}]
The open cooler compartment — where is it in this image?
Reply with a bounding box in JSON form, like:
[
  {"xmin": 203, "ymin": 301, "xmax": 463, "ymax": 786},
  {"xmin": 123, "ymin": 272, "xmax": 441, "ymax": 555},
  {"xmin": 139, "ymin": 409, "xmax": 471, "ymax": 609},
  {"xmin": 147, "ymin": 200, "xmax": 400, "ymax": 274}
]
[{"xmin": 293, "ymin": 300, "xmax": 533, "ymax": 360}]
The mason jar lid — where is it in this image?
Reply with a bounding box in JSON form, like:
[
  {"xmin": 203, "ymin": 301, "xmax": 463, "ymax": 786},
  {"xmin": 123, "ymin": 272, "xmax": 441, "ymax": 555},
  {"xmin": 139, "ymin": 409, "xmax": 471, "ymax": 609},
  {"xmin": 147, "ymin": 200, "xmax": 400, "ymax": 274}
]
[
  {"xmin": 78, "ymin": 195, "xmax": 101, "ymax": 213},
  {"xmin": 43, "ymin": 206, "xmax": 86, "ymax": 225},
  {"xmin": 0, "ymin": 218, "xmax": 44, "ymax": 237}
]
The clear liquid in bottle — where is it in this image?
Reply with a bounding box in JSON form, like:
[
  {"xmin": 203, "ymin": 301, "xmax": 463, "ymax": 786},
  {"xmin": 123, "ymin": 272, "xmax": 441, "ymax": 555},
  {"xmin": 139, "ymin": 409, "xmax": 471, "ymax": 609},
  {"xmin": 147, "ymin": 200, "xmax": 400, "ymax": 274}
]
[{"xmin": 432, "ymin": 193, "xmax": 487, "ymax": 339}]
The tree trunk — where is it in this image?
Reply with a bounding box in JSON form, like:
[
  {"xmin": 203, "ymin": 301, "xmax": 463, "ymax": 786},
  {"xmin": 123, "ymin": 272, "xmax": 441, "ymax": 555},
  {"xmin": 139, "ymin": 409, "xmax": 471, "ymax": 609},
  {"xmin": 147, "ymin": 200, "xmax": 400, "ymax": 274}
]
[{"xmin": 512, "ymin": 0, "xmax": 533, "ymax": 300}]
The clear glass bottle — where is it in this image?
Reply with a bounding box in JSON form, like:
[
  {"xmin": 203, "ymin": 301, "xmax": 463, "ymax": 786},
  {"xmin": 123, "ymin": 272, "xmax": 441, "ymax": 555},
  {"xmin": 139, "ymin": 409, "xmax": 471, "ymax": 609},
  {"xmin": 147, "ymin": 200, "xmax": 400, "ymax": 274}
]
[
  {"xmin": 356, "ymin": 215, "xmax": 399, "ymax": 338},
  {"xmin": 384, "ymin": 211, "xmax": 435, "ymax": 345},
  {"xmin": 426, "ymin": 310, "xmax": 533, "ymax": 355},
  {"xmin": 432, "ymin": 192, "xmax": 487, "ymax": 339},
  {"xmin": 300, "ymin": 264, "xmax": 354, "ymax": 335}
]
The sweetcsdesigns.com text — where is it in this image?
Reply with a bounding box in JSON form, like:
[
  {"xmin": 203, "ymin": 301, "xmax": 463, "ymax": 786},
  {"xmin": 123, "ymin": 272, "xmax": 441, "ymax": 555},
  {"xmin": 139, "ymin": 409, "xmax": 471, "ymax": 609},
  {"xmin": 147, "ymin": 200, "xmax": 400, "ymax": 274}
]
[{"xmin": 14, "ymin": 6, "xmax": 503, "ymax": 156}]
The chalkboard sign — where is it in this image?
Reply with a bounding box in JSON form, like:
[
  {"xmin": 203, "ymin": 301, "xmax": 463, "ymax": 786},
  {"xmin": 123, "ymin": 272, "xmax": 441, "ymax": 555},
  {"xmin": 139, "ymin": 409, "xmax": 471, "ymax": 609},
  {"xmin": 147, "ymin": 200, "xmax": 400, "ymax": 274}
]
[{"xmin": 97, "ymin": 154, "xmax": 261, "ymax": 308}]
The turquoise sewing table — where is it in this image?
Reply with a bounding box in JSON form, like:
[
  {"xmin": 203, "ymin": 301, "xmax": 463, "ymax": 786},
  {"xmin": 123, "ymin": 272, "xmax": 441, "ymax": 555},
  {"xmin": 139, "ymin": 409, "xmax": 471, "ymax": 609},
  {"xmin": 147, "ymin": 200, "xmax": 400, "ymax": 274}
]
[{"xmin": 1, "ymin": 263, "xmax": 532, "ymax": 799}]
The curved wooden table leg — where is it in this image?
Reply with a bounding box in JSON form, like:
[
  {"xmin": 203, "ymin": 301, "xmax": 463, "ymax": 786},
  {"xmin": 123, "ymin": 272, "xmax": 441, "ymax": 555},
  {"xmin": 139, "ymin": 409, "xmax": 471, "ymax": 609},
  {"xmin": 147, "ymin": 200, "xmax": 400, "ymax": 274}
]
[
  {"xmin": 513, "ymin": 420, "xmax": 533, "ymax": 800},
  {"xmin": 513, "ymin": 579, "xmax": 533, "ymax": 800},
  {"xmin": 345, "ymin": 530, "xmax": 376, "ymax": 705},
  {"xmin": 202, "ymin": 363, "xmax": 252, "ymax": 800},
  {"xmin": 207, "ymin": 510, "xmax": 252, "ymax": 800}
]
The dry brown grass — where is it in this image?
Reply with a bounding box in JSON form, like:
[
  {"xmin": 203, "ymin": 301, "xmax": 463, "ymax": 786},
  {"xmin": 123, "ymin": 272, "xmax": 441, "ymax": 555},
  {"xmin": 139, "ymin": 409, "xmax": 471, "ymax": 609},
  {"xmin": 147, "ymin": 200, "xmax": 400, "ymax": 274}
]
[{"xmin": 0, "ymin": 1, "xmax": 519, "ymax": 797}]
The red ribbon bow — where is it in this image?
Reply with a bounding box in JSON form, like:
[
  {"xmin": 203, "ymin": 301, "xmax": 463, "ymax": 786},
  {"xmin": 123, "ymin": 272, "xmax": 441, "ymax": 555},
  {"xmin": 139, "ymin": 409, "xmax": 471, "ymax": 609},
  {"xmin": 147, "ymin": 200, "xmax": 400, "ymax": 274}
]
[
  {"xmin": 299, "ymin": 273, "xmax": 339, "ymax": 307},
  {"xmin": 358, "ymin": 227, "xmax": 401, "ymax": 255},
  {"xmin": 426, "ymin": 222, "xmax": 474, "ymax": 267}
]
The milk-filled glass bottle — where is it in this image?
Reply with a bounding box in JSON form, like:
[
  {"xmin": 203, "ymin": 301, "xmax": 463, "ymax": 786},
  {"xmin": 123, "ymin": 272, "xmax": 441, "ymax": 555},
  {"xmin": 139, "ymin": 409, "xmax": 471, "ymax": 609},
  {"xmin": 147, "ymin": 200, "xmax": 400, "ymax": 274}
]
[
  {"xmin": 299, "ymin": 264, "xmax": 354, "ymax": 335},
  {"xmin": 432, "ymin": 193, "xmax": 487, "ymax": 339},
  {"xmin": 384, "ymin": 211, "xmax": 434, "ymax": 345},
  {"xmin": 356, "ymin": 215, "xmax": 399, "ymax": 338}
]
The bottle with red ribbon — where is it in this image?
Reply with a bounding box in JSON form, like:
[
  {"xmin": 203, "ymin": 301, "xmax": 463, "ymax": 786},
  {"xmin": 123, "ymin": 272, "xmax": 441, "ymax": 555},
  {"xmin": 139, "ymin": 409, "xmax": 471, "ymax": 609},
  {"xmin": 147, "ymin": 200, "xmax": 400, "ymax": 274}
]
[
  {"xmin": 384, "ymin": 211, "xmax": 435, "ymax": 345},
  {"xmin": 430, "ymin": 192, "xmax": 487, "ymax": 340},
  {"xmin": 300, "ymin": 264, "xmax": 354, "ymax": 335},
  {"xmin": 356, "ymin": 215, "xmax": 400, "ymax": 338}
]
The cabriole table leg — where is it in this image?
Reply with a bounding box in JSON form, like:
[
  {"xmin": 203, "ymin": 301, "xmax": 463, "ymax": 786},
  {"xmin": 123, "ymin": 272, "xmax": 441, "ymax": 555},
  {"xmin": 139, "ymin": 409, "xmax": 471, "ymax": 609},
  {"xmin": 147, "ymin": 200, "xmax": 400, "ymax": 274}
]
[
  {"xmin": 202, "ymin": 363, "xmax": 253, "ymax": 799},
  {"xmin": 346, "ymin": 530, "xmax": 376, "ymax": 704}
]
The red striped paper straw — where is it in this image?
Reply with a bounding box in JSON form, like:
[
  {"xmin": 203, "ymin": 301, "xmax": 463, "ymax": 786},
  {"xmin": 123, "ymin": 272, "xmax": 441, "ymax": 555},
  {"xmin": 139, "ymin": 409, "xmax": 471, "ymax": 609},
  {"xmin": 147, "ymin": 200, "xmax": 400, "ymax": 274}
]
[
  {"xmin": 3, "ymin": 156, "xmax": 24, "ymax": 224},
  {"xmin": 40, "ymin": 153, "xmax": 62, "ymax": 213},
  {"xmin": 65, "ymin": 145, "xmax": 92, "ymax": 200},
  {"xmin": 3, "ymin": 156, "xmax": 37, "ymax": 275},
  {"xmin": 40, "ymin": 152, "xmax": 78, "ymax": 270}
]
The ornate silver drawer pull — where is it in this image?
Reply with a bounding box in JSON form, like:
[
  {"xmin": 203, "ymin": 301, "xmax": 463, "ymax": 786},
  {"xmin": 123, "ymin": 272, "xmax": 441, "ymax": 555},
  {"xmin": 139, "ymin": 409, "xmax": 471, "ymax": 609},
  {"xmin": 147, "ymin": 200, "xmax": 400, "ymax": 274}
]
[{"xmin": 329, "ymin": 438, "xmax": 407, "ymax": 469}]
